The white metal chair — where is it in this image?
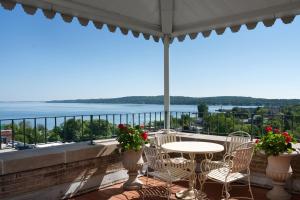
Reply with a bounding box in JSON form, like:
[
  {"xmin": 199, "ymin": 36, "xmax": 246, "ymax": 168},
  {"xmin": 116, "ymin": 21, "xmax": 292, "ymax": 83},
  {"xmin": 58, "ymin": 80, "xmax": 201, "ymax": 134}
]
[
  {"xmin": 143, "ymin": 145, "xmax": 193, "ymax": 200},
  {"xmin": 206, "ymin": 131, "xmax": 251, "ymax": 168},
  {"xmin": 154, "ymin": 130, "xmax": 187, "ymax": 164},
  {"xmin": 154, "ymin": 129, "xmax": 178, "ymax": 146},
  {"xmin": 202, "ymin": 142, "xmax": 255, "ymax": 200},
  {"xmin": 224, "ymin": 131, "xmax": 251, "ymax": 157}
]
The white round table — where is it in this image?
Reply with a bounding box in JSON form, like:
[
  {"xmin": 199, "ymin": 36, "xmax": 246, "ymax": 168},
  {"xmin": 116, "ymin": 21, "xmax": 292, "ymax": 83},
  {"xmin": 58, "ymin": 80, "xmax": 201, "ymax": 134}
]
[{"xmin": 162, "ymin": 141, "xmax": 224, "ymax": 200}]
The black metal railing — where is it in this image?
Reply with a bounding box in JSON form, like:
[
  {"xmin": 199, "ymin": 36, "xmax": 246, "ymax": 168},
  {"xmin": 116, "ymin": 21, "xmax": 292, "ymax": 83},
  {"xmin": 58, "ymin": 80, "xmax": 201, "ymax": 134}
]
[{"xmin": 0, "ymin": 111, "xmax": 299, "ymax": 150}]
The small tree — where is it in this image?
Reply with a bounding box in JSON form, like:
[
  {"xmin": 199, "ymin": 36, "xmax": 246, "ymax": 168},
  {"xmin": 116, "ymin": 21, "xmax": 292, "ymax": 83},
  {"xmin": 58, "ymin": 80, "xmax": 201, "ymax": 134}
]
[{"xmin": 197, "ymin": 103, "xmax": 208, "ymax": 118}]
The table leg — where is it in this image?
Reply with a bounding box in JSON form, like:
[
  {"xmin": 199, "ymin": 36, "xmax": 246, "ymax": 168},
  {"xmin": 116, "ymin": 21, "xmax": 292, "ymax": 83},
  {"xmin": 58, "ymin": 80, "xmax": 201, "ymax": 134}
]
[
  {"xmin": 197, "ymin": 153, "xmax": 214, "ymax": 200},
  {"xmin": 176, "ymin": 153, "xmax": 198, "ymax": 200}
]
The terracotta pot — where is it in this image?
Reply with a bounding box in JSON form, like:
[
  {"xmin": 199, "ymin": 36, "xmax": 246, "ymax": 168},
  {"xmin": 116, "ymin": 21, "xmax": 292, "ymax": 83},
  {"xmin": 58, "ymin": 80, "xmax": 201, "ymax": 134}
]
[
  {"xmin": 266, "ymin": 152, "xmax": 298, "ymax": 200},
  {"xmin": 122, "ymin": 149, "xmax": 144, "ymax": 190}
]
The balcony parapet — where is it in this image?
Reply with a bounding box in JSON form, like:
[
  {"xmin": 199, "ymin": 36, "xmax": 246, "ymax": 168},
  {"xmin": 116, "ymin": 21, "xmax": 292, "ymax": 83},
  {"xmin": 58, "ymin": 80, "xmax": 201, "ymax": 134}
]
[{"xmin": 0, "ymin": 132, "xmax": 299, "ymax": 200}]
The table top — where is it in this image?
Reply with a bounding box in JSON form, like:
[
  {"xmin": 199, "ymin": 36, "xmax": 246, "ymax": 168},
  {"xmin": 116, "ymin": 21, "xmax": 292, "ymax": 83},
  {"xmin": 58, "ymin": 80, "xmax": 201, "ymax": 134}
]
[{"xmin": 161, "ymin": 141, "xmax": 224, "ymax": 154}]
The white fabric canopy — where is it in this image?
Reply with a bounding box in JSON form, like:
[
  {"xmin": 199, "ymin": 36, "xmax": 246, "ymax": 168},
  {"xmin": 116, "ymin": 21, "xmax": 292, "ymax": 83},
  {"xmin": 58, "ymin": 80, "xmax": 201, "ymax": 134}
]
[
  {"xmin": 1, "ymin": 0, "xmax": 300, "ymax": 129},
  {"xmin": 1, "ymin": 0, "xmax": 300, "ymax": 42}
]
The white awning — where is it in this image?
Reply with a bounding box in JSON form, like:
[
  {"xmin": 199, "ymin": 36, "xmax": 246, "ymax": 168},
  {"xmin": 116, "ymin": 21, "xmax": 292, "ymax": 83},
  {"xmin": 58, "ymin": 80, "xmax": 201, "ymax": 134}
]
[{"xmin": 1, "ymin": 0, "xmax": 300, "ymax": 42}]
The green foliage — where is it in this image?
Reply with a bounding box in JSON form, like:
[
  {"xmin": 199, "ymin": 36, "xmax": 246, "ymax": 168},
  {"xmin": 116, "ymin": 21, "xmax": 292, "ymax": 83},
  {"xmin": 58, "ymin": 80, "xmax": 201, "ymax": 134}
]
[
  {"xmin": 181, "ymin": 114, "xmax": 190, "ymax": 130},
  {"xmin": 256, "ymin": 126, "xmax": 296, "ymax": 156},
  {"xmin": 197, "ymin": 103, "xmax": 208, "ymax": 118},
  {"xmin": 61, "ymin": 119, "xmax": 81, "ymax": 142},
  {"xmin": 203, "ymin": 113, "xmax": 234, "ymax": 135}
]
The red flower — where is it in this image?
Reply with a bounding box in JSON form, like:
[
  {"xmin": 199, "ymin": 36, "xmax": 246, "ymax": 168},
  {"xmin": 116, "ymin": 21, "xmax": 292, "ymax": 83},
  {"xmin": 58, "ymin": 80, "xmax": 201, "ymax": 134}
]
[
  {"xmin": 118, "ymin": 124, "xmax": 125, "ymax": 129},
  {"xmin": 285, "ymin": 135, "xmax": 292, "ymax": 143},
  {"xmin": 265, "ymin": 126, "xmax": 272, "ymax": 133},
  {"xmin": 282, "ymin": 132, "xmax": 292, "ymax": 143},
  {"xmin": 274, "ymin": 128, "xmax": 280, "ymax": 134},
  {"xmin": 255, "ymin": 139, "xmax": 260, "ymax": 144},
  {"xmin": 141, "ymin": 131, "xmax": 148, "ymax": 141},
  {"xmin": 282, "ymin": 132, "xmax": 289, "ymax": 137}
]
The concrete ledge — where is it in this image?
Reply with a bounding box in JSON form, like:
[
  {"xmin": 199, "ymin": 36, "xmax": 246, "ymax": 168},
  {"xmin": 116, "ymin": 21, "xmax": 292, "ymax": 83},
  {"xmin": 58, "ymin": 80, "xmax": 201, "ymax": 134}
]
[
  {"xmin": 0, "ymin": 147, "xmax": 65, "ymax": 175},
  {"xmin": 0, "ymin": 139, "xmax": 120, "ymax": 175}
]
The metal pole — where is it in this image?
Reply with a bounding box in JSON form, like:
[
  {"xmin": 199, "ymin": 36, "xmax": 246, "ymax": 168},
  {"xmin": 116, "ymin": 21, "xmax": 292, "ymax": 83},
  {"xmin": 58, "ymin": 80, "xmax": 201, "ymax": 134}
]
[{"xmin": 164, "ymin": 34, "xmax": 170, "ymax": 131}]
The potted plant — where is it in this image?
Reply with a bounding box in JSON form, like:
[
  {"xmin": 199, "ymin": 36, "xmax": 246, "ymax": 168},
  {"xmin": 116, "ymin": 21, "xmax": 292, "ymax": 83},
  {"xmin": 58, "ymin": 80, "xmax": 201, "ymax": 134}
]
[
  {"xmin": 116, "ymin": 124, "xmax": 149, "ymax": 190},
  {"xmin": 255, "ymin": 126, "xmax": 298, "ymax": 200}
]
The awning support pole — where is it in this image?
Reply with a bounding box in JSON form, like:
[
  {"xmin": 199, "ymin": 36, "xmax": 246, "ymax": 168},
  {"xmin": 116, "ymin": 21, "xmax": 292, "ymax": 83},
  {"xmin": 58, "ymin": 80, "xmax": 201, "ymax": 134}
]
[{"xmin": 164, "ymin": 35, "xmax": 170, "ymax": 131}]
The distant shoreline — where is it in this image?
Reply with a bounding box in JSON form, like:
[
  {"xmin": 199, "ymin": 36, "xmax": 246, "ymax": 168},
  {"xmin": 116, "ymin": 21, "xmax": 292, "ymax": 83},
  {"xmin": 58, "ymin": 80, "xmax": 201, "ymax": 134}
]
[
  {"xmin": 46, "ymin": 96, "xmax": 300, "ymax": 106},
  {"xmin": 1, "ymin": 96, "xmax": 300, "ymax": 106}
]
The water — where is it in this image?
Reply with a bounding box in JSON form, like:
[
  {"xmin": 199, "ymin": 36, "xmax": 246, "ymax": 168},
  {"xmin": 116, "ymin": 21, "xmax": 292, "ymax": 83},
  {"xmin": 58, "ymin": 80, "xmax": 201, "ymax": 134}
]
[
  {"xmin": 0, "ymin": 102, "xmax": 254, "ymax": 120},
  {"xmin": 0, "ymin": 102, "xmax": 256, "ymax": 129}
]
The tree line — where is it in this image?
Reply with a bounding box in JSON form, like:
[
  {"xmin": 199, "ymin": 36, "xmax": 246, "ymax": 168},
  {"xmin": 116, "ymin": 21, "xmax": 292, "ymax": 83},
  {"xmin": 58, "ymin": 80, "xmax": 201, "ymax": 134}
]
[{"xmin": 48, "ymin": 96, "xmax": 300, "ymax": 106}]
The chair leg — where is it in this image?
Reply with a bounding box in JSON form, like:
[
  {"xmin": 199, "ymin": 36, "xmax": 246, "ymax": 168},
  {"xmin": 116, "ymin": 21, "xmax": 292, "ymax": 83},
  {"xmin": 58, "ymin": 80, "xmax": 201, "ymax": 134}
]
[
  {"xmin": 143, "ymin": 168, "xmax": 149, "ymax": 200},
  {"xmin": 166, "ymin": 181, "xmax": 171, "ymax": 200},
  {"xmin": 224, "ymin": 183, "xmax": 230, "ymax": 200},
  {"xmin": 221, "ymin": 184, "xmax": 225, "ymax": 199},
  {"xmin": 146, "ymin": 168, "xmax": 149, "ymax": 186},
  {"xmin": 248, "ymin": 174, "xmax": 254, "ymax": 200}
]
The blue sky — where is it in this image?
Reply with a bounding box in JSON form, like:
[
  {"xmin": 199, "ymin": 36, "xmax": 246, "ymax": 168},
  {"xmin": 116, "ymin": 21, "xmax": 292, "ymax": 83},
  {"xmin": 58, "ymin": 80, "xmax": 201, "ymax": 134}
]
[{"xmin": 1, "ymin": 5, "xmax": 300, "ymax": 101}]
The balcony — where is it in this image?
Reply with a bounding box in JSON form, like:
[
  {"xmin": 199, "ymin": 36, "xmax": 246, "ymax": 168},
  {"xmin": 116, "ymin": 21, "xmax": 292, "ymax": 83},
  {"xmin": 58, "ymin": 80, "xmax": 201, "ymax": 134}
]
[
  {"xmin": 71, "ymin": 176, "xmax": 300, "ymax": 200},
  {"xmin": 0, "ymin": 112, "xmax": 300, "ymax": 200}
]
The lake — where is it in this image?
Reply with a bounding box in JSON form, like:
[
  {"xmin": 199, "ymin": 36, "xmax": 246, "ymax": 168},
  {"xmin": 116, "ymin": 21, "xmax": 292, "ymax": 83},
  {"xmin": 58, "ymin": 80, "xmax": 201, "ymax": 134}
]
[
  {"xmin": 0, "ymin": 102, "xmax": 257, "ymax": 129},
  {"xmin": 0, "ymin": 102, "xmax": 255, "ymax": 120}
]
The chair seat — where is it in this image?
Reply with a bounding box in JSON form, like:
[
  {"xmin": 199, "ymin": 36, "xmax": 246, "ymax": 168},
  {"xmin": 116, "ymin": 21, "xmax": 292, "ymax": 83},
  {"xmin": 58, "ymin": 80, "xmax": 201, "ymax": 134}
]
[
  {"xmin": 207, "ymin": 167, "xmax": 248, "ymax": 183},
  {"xmin": 169, "ymin": 157, "xmax": 189, "ymax": 164},
  {"xmin": 148, "ymin": 167, "xmax": 191, "ymax": 183}
]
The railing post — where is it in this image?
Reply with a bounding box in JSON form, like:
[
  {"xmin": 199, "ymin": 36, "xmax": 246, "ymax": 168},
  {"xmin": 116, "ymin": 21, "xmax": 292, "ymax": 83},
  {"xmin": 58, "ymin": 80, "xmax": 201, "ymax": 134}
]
[
  {"xmin": 224, "ymin": 114, "xmax": 227, "ymax": 133},
  {"xmin": 170, "ymin": 111, "xmax": 172, "ymax": 129},
  {"xmin": 90, "ymin": 115, "xmax": 94, "ymax": 145},
  {"xmin": 63, "ymin": 116, "xmax": 66, "ymax": 143},
  {"xmin": 217, "ymin": 113, "xmax": 220, "ymax": 135},
  {"xmin": 189, "ymin": 112, "xmax": 191, "ymax": 129},
  {"xmin": 81, "ymin": 115, "xmax": 84, "ymax": 138},
  {"xmin": 209, "ymin": 113, "xmax": 211, "ymax": 135},
  {"xmin": 23, "ymin": 119, "xmax": 26, "ymax": 148},
  {"xmin": 0, "ymin": 120, "xmax": 2, "ymax": 149},
  {"xmin": 176, "ymin": 112, "xmax": 178, "ymax": 130},
  {"xmin": 44, "ymin": 118, "xmax": 47, "ymax": 144},
  {"xmin": 251, "ymin": 113, "xmax": 254, "ymax": 139},
  {"xmin": 132, "ymin": 113, "xmax": 135, "ymax": 126},
  {"xmin": 261, "ymin": 114, "xmax": 264, "ymax": 137},
  {"xmin": 292, "ymin": 115, "xmax": 294, "ymax": 134},
  {"xmin": 149, "ymin": 113, "xmax": 152, "ymax": 130},
  {"xmin": 106, "ymin": 114, "xmax": 108, "ymax": 137},
  {"xmin": 138, "ymin": 113, "xmax": 141, "ymax": 126},
  {"xmin": 282, "ymin": 114, "xmax": 285, "ymax": 131},
  {"xmin": 160, "ymin": 112, "xmax": 162, "ymax": 129},
  {"xmin": 144, "ymin": 113, "xmax": 146, "ymax": 128},
  {"xmin": 154, "ymin": 112, "xmax": 157, "ymax": 130},
  {"xmin": 12, "ymin": 120, "xmax": 15, "ymax": 148},
  {"xmin": 34, "ymin": 118, "xmax": 37, "ymax": 145},
  {"xmin": 99, "ymin": 115, "xmax": 102, "ymax": 137},
  {"xmin": 112, "ymin": 114, "xmax": 115, "ymax": 136}
]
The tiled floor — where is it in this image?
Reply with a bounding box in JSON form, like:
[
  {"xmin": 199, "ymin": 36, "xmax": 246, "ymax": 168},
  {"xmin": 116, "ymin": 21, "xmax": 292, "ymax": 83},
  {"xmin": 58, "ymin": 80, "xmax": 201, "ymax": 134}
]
[{"xmin": 71, "ymin": 176, "xmax": 300, "ymax": 200}]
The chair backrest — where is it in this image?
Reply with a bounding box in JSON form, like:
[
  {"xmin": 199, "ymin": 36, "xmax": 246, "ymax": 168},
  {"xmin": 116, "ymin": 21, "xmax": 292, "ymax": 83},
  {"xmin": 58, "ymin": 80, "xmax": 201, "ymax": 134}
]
[
  {"xmin": 226, "ymin": 131, "xmax": 251, "ymax": 155},
  {"xmin": 144, "ymin": 146, "xmax": 165, "ymax": 171},
  {"xmin": 230, "ymin": 142, "xmax": 255, "ymax": 173},
  {"xmin": 154, "ymin": 132, "xmax": 179, "ymax": 147}
]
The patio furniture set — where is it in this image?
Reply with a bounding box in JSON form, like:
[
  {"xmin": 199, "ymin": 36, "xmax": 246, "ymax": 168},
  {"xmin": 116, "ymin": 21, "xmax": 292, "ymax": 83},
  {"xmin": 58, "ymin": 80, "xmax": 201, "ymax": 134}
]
[{"xmin": 143, "ymin": 130, "xmax": 254, "ymax": 200}]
